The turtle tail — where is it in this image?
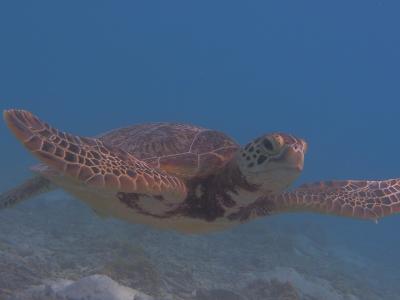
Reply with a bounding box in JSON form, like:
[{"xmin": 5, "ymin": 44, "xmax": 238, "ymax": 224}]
[{"xmin": 0, "ymin": 176, "xmax": 55, "ymax": 210}]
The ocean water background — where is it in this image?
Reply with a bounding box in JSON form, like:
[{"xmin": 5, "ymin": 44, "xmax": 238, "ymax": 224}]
[{"xmin": 0, "ymin": 1, "xmax": 400, "ymax": 299}]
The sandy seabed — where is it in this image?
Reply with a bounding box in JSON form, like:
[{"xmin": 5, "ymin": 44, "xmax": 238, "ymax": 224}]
[{"xmin": 0, "ymin": 191, "xmax": 398, "ymax": 300}]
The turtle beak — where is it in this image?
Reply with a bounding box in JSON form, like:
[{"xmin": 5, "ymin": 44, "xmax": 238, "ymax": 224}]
[
  {"xmin": 294, "ymin": 158, "xmax": 304, "ymax": 172},
  {"xmin": 296, "ymin": 161, "xmax": 304, "ymax": 172},
  {"xmin": 301, "ymin": 139, "xmax": 308, "ymax": 154},
  {"xmin": 285, "ymin": 146, "xmax": 304, "ymax": 172}
]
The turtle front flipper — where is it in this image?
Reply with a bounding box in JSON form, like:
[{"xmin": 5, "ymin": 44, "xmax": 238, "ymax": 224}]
[
  {"xmin": 229, "ymin": 179, "xmax": 400, "ymax": 222},
  {"xmin": 4, "ymin": 109, "xmax": 187, "ymax": 203}
]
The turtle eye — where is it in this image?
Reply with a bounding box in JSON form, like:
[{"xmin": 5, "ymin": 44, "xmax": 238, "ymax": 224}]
[{"xmin": 262, "ymin": 138, "xmax": 274, "ymax": 151}]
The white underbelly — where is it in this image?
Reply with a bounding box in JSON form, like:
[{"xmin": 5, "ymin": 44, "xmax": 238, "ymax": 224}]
[
  {"xmin": 224, "ymin": 189, "xmax": 258, "ymax": 213},
  {"xmin": 50, "ymin": 175, "xmax": 263, "ymax": 234},
  {"xmin": 63, "ymin": 186, "xmax": 236, "ymax": 234}
]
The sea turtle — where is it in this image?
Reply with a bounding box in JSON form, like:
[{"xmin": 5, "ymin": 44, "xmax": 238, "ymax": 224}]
[{"xmin": 2, "ymin": 109, "xmax": 400, "ymax": 233}]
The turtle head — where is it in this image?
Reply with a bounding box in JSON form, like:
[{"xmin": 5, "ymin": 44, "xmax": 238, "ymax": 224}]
[{"xmin": 237, "ymin": 133, "xmax": 307, "ymax": 193}]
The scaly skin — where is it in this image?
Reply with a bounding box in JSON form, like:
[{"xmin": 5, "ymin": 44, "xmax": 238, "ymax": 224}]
[
  {"xmin": 3, "ymin": 109, "xmax": 187, "ymax": 203},
  {"xmin": 2, "ymin": 109, "xmax": 400, "ymax": 233},
  {"xmin": 228, "ymin": 180, "xmax": 400, "ymax": 222}
]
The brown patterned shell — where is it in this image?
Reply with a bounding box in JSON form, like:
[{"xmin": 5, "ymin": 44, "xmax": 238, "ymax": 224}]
[{"xmin": 99, "ymin": 123, "xmax": 239, "ymax": 179}]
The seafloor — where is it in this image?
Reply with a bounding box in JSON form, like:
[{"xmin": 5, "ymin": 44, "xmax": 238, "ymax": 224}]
[{"xmin": 0, "ymin": 191, "xmax": 398, "ymax": 300}]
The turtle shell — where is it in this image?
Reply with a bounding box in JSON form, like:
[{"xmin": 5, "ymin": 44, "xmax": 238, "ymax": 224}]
[{"xmin": 99, "ymin": 123, "xmax": 239, "ymax": 179}]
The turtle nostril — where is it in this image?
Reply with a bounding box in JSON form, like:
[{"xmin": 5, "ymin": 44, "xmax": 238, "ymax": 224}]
[{"xmin": 293, "ymin": 144, "xmax": 300, "ymax": 151}]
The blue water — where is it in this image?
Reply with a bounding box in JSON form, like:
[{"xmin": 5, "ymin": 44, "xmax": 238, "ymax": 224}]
[{"xmin": 1, "ymin": 1, "xmax": 400, "ymax": 299}]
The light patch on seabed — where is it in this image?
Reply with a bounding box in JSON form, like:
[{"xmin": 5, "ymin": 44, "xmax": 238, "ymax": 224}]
[{"xmin": 261, "ymin": 267, "xmax": 358, "ymax": 300}]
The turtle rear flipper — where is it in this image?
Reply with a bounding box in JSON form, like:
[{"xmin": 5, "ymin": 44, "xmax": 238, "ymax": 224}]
[
  {"xmin": 4, "ymin": 109, "xmax": 187, "ymax": 203},
  {"xmin": 0, "ymin": 176, "xmax": 55, "ymax": 209}
]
